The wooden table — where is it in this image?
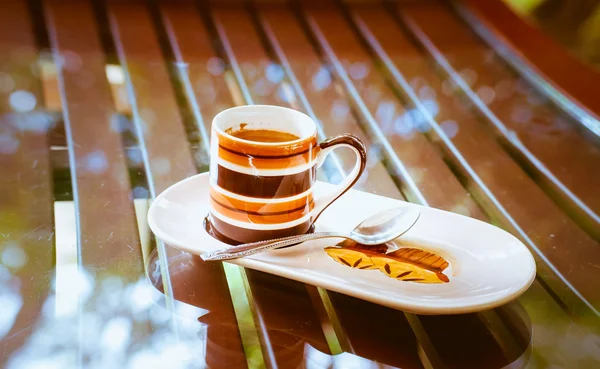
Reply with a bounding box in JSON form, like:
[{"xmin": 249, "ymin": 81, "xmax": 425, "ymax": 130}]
[{"xmin": 1, "ymin": 0, "xmax": 599, "ymax": 368}]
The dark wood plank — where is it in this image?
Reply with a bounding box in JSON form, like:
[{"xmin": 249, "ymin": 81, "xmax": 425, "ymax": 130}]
[
  {"xmin": 107, "ymin": 1, "xmax": 197, "ymax": 192},
  {"xmin": 457, "ymin": 0, "xmax": 600, "ymax": 130},
  {"xmin": 107, "ymin": 1, "xmax": 248, "ymax": 367},
  {"xmin": 0, "ymin": 0, "xmax": 54, "ymax": 364},
  {"xmin": 44, "ymin": 0, "xmax": 142, "ymax": 280},
  {"xmin": 417, "ymin": 304, "xmax": 528, "ymax": 369},
  {"xmin": 399, "ymin": 2, "xmax": 600, "ymax": 241},
  {"xmin": 159, "ymin": 1, "xmax": 232, "ymax": 149}
]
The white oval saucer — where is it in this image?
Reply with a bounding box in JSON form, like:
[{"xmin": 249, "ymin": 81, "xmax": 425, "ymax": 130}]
[{"xmin": 148, "ymin": 173, "xmax": 536, "ymax": 315}]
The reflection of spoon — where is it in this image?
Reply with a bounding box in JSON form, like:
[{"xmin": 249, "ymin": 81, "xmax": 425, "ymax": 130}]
[{"xmin": 201, "ymin": 207, "xmax": 421, "ymax": 261}]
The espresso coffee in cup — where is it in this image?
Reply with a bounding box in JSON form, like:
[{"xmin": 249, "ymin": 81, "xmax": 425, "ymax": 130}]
[
  {"xmin": 226, "ymin": 128, "xmax": 299, "ymax": 143},
  {"xmin": 207, "ymin": 105, "xmax": 366, "ymax": 244}
]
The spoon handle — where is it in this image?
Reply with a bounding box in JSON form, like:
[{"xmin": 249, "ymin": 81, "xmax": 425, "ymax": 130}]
[{"xmin": 201, "ymin": 232, "xmax": 348, "ymax": 261}]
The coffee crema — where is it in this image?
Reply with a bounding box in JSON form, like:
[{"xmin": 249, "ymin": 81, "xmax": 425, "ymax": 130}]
[{"xmin": 226, "ymin": 127, "xmax": 300, "ymax": 143}]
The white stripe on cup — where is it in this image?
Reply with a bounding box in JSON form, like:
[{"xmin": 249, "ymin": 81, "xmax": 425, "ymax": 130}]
[
  {"xmin": 216, "ymin": 157, "xmax": 317, "ymax": 177},
  {"xmin": 209, "ymin": 180, "xmax": 313, "ymax": 203}
]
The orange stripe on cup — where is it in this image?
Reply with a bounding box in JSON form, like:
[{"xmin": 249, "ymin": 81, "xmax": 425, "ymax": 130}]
[
  {"xmin": 209, "ymin": 187, "xmax": 314, "ymax": 214},
  {"xmin": 210, "ymin": 196, "xmax": 311, "ymax": 224}
]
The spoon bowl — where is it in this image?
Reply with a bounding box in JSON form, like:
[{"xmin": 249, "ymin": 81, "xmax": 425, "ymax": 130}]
[{"xmin": 350, "ymin": 207, "xmax": 421, "ymax": 245}]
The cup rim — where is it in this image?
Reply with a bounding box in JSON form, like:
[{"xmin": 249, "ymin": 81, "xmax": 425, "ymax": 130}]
[{"xmin": 212, "ymin": 105, "xmax": 317, "ymax": 146}]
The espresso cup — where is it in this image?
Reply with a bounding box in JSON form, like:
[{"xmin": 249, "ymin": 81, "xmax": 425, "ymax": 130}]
[{"xmin": 208, "ymin": 105, "xmax": 366, "ymax": 244}]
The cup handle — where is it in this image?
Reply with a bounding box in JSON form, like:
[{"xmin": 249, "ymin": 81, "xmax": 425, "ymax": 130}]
[{"xmin": 311, "ymin": 134, "xmax": 367, "ymax": 224}]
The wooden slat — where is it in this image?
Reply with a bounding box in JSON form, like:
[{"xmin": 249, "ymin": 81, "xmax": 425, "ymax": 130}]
[
  {"xmin": 0, "ymin": 0, "xmax": 54, "ymax": 363},
  {"xmin": 44, "ymin": 0, "xmax": 142, "ymax": 279},
  {"xmin": 245, "ymin": 272, "xmax": 333, "ymax": 361},
  {"xmin": 399, "ymin": 2, "xmax": 600, "ymax": 241},
  {"xmin": 457, "ymin": 0, "xmax": 600, "ymax": 132},
  {"xmin": 420, "ymin": 302, "xmax": 535, "ymax": 369},
  {"xmin": 327, "ymin": 294, "xmax": 425, "ymax": 368},
  {"xmin": 106, "ymin": 1, "xmax": 248, "ymax": 367},
  {"xmin": 159, "ymin": 1, "xmax": 232, "ymax": 148},
  {"xmin": 107, "ymin": 1, "xmax": 196, "ymax": 192}
]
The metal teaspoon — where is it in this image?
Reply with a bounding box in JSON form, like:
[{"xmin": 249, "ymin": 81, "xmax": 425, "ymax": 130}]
[{"xmin": 201, "ymin": 206, "xmax": 421, "ymax": 261}]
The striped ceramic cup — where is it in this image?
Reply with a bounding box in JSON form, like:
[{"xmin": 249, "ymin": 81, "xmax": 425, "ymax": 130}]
[{"xmin": 208, "ymin": 105, "xmax": 366, "ymax": 244}]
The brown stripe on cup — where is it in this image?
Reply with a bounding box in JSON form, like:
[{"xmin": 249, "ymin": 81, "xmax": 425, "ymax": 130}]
[
  {"xmin": 217, "ymin": 129, "xmax": 317, "ymax": 157},
  {"xmin": 209, "ymin": 187, "xmax": 314, "ymax": 214},
  {"xmin": 206, "ymin": 214, "xmax": 314, "ymax": 244},
  {"xmin": 216, "ymin": 164, "xmax": 316, "ymax": 199}
]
